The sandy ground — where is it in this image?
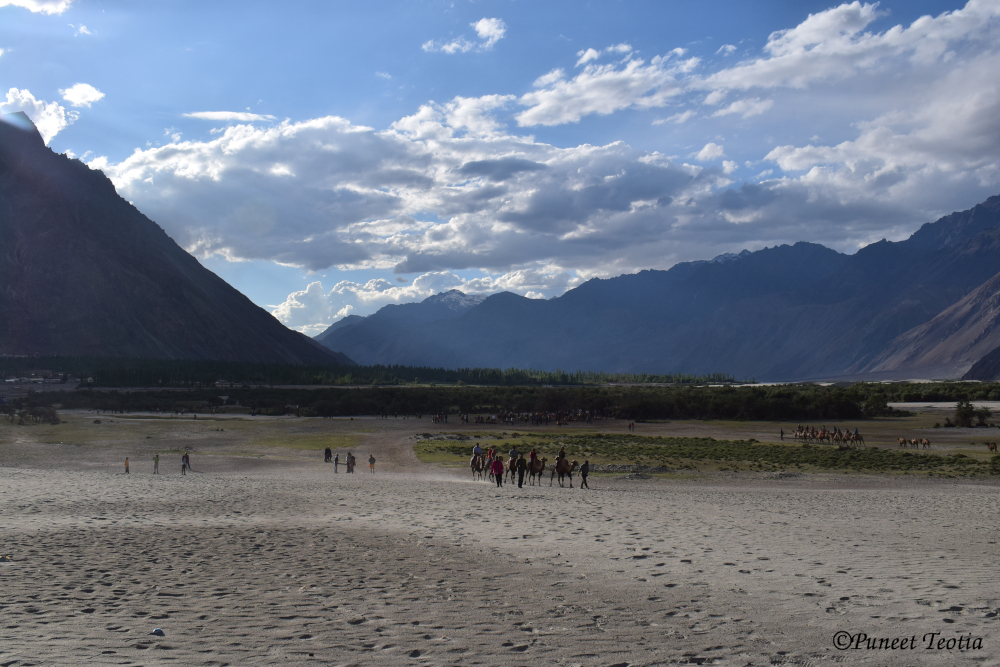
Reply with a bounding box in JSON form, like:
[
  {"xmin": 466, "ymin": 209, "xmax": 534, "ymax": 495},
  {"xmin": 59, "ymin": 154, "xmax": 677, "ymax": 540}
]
[{"xmin": 2, "ymin": 411, "xmax": 999, "ymax": 666}]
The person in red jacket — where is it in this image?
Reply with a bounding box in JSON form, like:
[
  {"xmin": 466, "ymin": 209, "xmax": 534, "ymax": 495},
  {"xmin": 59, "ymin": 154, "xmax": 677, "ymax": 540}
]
[{"xmin": 491, "ymin": 456, "xmax": 505, "ymax": 488}]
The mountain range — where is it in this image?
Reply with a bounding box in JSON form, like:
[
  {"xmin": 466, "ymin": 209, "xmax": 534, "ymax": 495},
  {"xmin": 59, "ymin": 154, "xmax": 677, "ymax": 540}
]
[
  {"xmin": 0, "ymin": 112, "xmax": 351, "ymax": 365},
  {"xmin": 9, "ymin": 108, "xmax": 1000, "ymax": 381},
  {"xmin": 316, "ymin": 196, "xmax": 1000, "ymax": 381}
]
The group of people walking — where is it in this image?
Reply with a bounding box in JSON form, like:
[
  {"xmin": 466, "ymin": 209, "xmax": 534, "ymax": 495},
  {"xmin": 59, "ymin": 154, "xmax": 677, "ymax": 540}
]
[
  {"xmin": 323, "ymin": 448, "xmax": 375, "ymax": 473},
  {"xmin": 125, "ymin": 452, "xmax": 191, "ymax": 475},
  {"xmin": 472, "ymin": 442, "xmax": 590, "ymax": 489}
]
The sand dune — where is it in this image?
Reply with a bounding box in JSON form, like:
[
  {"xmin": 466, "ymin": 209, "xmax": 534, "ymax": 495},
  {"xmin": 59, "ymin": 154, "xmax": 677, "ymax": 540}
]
[{"xmin": 1, "ymin": 415, "xmax": 998, "ymax": 665}]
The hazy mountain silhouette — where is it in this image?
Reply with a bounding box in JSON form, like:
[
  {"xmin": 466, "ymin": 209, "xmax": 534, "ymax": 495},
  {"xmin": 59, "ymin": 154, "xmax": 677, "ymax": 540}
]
[
  {"xmin": 0, "ymin": 112, "xmax": 351, "ymax": 365},
  {"xmin": 317, "ymin": 196, "xmax": 1000, "ymax": 381}
]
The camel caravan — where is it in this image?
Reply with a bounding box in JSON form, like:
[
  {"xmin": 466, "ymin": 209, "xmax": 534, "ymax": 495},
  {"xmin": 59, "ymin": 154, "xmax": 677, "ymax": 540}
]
[
  {"xmin": 790, "ymin": 425, "xmax": 866, "ymax": 447},
  {"xmin": 898, "ymin": 438, "xmax": 932, "ymax": 450},
  {"xmin": 469, "ymin": 443, "xmax": 581, "ymax": 488}
]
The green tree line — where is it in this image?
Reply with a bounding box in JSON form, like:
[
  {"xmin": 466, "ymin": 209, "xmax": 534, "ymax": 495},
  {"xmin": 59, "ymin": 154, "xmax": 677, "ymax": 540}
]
[
  {"xmin": 12, "ymin": 383, "xmax": 910, "ymax": 421},
  {"xmin": 0, "ymin": 355, "xmax": 745, "ymax": 388}
]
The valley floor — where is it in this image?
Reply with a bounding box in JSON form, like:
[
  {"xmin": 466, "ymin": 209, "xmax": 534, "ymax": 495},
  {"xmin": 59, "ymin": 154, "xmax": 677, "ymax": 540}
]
[{"xmin": 1, "ymin": 412, "xmax": 998, "ymax": 666}]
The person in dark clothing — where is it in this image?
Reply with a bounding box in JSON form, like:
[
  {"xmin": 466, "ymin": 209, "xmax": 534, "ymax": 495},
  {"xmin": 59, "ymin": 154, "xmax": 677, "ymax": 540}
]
[
  {"xmin": 516, "ymin": 454, "xmax": 527, "ymax": 488},
  {"xmin": 580, "ymin": 460, "xmax": 590, "ymax": 488}
]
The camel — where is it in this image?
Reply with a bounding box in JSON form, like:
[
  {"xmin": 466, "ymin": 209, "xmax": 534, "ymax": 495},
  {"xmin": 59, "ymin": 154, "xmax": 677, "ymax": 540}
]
[
  {"xmin": 898, "ymin": 437, "xmax": 907, "ymax": 448},
  {"xmin": 470, "ymin": 454, "xmax": 486, "ymax": 481},
  {"xmin": 504, "ymin": 456, "xmax": 518, "ymax": 484},
  {"xmin": 550, "ymin": 459, "xmax": 578, "ymax": 487},
  {"xmin": 921, "ymin": 438, "xmax": 931, "ymax": 449},
  {"xmin": 988, "ymin": 442, "xmax": 997, "ymax": 453},
  {"xmin": 527, "ymin": 457, "xmax": 547, "ymax": 486}
]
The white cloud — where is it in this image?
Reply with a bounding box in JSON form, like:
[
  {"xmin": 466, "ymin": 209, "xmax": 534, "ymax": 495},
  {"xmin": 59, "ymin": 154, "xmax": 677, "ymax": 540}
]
[
  {"xmin": 518, "ymin": 1, "xmax": 1000, "ymax": 128},
  {"xmin": 184, "ymin": 111, "xmax": 277, "ymax": 122},
  {"xmin": 575, "ymin": 48, "xmax": 600, "ymax": 66},
  {"xmin": 270, "ymin": 281, "xmax": 336, "ymax": 335},
  {"xmin": 516, "ymin": 52, "xmax": 698, "ymax": 126},
  {"xmin": 533, "ymin": 69, "xmax": 565, "ymax": 88},
  {"xmin": 472, "ymin": 17, "xmax": 506, "ymax": 48},
  {"xmin": 423, "ymin": 17, "xmax": 507, "ymax": 54},
  {"xmin": 0, "ymin": 87, "xmax": 74, "ymax": 143},
  {"xmin": 70, "ymin": 23, "xmax": 90, "ymax": 35},
  {"xmin": 95, "ymin": 106, "xmax": 722, "ymax": 282},
  {"xmin": 722, "ymin": 160, "xmax": 738, "ymax": 174},
  {"xmin": 59, "ymin": 82, "xmax": 104, "ymax": 108},
  {"xmin": 653, "ymin": 110, "xmax": 695, "ymax": 125},
  {"xmin": 716, "ymin": 44, "xmax": 737, "ymax": 55},
  {"xmin": 375, "ymin": 71, "xmax": 392, "ymax": 79},
  {"xmin": 711, "ymin": 97, "xmax": 774, "ymax": 118},
  {"xmin": 423, "ymin": 37, "xmax": 476, "ymax": 54},
  {"xmin": 0, "ymin": 0, "xmax": 72, "ymax": 14},
  {"xmin": 693, "ymin": 142, "xmax": 725, "ymax": 161},
  {"xmin": 575, "ymin": 44, "xmax": 634, "ymax": 67}
]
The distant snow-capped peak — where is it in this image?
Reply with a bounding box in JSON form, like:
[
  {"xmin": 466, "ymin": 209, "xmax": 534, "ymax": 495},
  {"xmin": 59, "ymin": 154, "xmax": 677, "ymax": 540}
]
[
  {"xmin": 710, "ymin": 249, "xmax": 751, "ymax": 263},
  {"xmin": 422, "ymin": 289, "xmax": 487, "ymax": 311}
]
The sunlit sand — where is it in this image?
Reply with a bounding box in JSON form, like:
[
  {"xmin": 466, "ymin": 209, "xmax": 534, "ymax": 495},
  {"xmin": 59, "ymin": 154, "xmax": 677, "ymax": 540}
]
[{"xmin": 1, "ymin": 410, "xmax": 996, "ymax": 665}]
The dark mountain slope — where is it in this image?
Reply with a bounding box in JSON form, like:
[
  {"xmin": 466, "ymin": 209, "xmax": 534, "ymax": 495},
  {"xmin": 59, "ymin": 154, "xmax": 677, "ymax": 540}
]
[
  {"xmin": 0, "ymin": 112, "xmax": 350, "ymax": 364},
  {"xmin": 312, "ymin": 290, "xmax": 486, "ymax": 366}
]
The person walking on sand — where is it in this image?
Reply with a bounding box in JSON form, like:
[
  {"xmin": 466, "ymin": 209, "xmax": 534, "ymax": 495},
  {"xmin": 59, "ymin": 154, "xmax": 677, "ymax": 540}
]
[
  {"xmin": 334, "ymin": 453, "xmax": 340, "ymax": 473},
  {"xmin": 491, "ymin": 455, "xmax": 504, "ymax": 488},
  {"xmin": 368, "ymin": 454, "xmax": 376, "ymax": 474},
  {"xmin": 780, "ymin": 428, "xmax": 784, "ymax": 441},
  {"xmin": 516, "ymin": 453, "xmax": 527, "ymax": 488},
  {"xmin": 580, "ymin": 460, "xmax": 590, "ymax": 488},
  {"xmin": 181, "ymin": 455, "xmax": 187, "ymax": 475},
  {"xmin": 125, "ymin": 457, "xmax": 130, "ymax": 475},
  {"xmin": 153, "ymin": 454, "xmax": 159, "ymax": 474}
]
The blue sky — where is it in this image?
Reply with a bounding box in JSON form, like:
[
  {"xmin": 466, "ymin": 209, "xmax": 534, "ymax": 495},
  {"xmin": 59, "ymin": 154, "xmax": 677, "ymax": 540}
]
[{"xmin": 3, "ymin": 0, "xmax": 998, "ymax": 334}]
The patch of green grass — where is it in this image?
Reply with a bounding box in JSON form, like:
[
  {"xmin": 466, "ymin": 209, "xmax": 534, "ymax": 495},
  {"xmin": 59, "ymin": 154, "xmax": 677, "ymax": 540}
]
[
  {"xmin": 414, "ymin": 432, "xmax": 1000, "ymax": 476},
  {"xmin": 255, "ymin": 433, "xmax": 363, "ymax": 451}
]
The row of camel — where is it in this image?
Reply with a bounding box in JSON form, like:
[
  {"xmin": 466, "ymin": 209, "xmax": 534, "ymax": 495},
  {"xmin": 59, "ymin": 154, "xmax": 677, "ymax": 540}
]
[
  {"xmin": 898, "ymin": 438, "xmax": 932, "ymax": 449},
  {"xmin": 470, "ymin": 454, "xmax": 579, "ymax": 487},
  {"xmin": 792, "ymin": 428, "xmax": 865, "ymax": 447}
]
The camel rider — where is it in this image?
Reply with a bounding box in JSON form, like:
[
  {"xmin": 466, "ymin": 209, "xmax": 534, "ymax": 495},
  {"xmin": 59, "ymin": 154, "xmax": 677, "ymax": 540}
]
[
  {"xmin": 509, "ymin": 445, "xmax": 518, "ymax": 459},
  {"xmin": 529, "ymin": 449, "xmax": 537, "ymax": 463},
  {"xmin": 473, "ymin": 443, "xmax": 482, "ymax": 457},
  {"xmin": 558, "ymin": 446, "xmax": 566, "ymax": 463}
]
